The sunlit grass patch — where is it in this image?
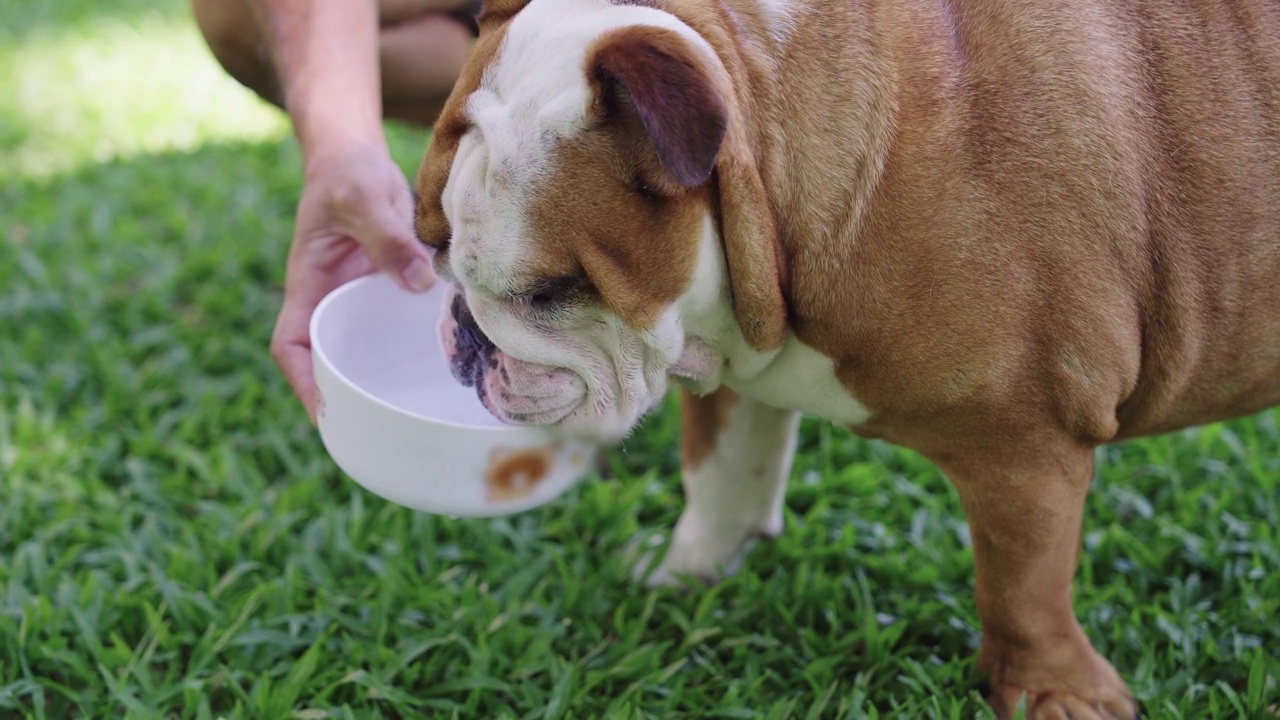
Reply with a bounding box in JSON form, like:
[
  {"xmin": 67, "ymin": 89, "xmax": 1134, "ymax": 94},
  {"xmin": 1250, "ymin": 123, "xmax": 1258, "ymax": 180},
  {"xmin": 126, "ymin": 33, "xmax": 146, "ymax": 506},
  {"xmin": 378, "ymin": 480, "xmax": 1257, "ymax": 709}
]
[{"xmin": 2, "ymin": 7, "xmax": 286, "ymax": 181}]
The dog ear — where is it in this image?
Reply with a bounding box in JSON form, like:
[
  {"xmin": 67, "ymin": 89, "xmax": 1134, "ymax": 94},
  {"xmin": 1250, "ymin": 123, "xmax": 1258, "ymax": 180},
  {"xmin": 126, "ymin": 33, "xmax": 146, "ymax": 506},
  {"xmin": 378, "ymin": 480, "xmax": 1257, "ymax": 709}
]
[
  {"xmin": 588, "ymin": 25, "xmax": 786, "ymax": 349},
  {"xmin": 588, "ymin": 26, "xmax": 728, "ymax": 188},
  {"xmin": 692, "ymin": 19, "xmax": 789, "ymax": 351},
  {"xmin": 714, "ymin": 128, "xmax": 789, "ymax": 350}
]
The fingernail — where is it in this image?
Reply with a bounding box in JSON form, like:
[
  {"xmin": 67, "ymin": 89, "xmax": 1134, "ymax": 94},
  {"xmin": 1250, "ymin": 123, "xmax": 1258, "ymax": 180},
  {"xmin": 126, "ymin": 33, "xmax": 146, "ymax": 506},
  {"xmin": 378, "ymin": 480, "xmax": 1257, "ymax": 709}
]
[{"xmin": 404, "ymin": 257, "xmax": 435, "ymax": 292}]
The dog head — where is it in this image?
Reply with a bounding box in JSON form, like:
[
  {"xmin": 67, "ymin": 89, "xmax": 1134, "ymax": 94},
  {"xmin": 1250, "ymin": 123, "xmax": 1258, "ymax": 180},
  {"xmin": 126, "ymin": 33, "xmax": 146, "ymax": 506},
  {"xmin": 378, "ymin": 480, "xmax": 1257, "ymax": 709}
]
[{"xmin": 414, "ymin": 0, "xmax": 788, "ymax": 443}]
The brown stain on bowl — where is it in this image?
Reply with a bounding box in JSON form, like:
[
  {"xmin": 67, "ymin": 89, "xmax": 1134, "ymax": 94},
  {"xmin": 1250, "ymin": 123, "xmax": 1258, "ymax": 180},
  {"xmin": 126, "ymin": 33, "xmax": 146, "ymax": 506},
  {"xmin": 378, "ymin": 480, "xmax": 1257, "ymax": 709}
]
[{"xmin": 484, "ymin": 445, "xmax": 558, "ymax": 504}]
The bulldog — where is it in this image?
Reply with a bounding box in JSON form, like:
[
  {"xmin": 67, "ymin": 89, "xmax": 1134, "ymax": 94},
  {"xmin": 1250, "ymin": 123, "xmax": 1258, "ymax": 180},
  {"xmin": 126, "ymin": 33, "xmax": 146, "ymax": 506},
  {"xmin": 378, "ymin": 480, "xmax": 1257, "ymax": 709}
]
[{"xmin": 412, "ymin": 0, "xmax": 1280, "ymax": 716}]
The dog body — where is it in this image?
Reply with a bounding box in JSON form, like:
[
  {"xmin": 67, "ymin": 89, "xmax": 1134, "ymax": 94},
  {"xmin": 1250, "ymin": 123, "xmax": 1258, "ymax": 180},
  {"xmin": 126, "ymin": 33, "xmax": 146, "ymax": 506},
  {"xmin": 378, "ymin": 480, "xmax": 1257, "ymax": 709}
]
[{"xmin": 415, "ymin": 1, "xmax": 1280, "ymax": 716}]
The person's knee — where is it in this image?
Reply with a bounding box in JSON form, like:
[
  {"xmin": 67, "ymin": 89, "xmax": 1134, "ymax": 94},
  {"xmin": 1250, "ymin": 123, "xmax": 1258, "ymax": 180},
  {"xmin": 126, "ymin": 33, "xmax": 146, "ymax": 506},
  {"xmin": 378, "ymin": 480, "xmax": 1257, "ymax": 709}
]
[{"xmin": 191, "ymin": 0, "xmax": 284, "ymax": 108}]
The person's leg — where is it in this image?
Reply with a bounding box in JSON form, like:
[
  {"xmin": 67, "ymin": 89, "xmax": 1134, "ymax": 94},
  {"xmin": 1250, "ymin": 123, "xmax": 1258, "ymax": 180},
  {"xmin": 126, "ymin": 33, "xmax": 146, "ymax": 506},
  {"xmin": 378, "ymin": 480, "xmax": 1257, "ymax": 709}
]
[
  {"xmin": 190, "ymin": 0, "xmax": 476, "ymax": 127},
  {"xmin": 378, "ymin": 11, "xmax": 474, "ymax": 125},
  {"xmin": 191, "ymin": 0, "xmax": 284, "ymax": 107}
]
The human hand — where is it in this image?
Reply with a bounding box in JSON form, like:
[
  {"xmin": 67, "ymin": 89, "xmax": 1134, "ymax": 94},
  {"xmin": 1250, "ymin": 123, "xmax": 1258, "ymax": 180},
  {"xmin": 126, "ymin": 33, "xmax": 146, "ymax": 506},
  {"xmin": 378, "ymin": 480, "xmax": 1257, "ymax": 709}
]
[{"xmin": 270, "ymin": 140, "xmax": 435, "ymax": 423}]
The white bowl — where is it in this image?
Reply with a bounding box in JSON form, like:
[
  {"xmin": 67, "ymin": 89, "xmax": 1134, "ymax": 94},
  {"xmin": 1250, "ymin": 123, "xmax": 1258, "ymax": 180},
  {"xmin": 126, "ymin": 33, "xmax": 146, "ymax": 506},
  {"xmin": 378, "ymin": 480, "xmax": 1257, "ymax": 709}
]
[{"xmin": 310, "ymin": 273, "xmax": 595, "ymax": 516}]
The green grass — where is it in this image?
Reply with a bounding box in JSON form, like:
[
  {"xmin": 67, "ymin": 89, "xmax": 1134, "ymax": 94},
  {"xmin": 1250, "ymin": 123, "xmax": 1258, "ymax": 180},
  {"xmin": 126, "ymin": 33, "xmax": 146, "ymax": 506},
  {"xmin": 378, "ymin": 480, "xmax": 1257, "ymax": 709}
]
[{"xmin": 2, "ymin": 2, "xmax": 1278, "ymax": 718}]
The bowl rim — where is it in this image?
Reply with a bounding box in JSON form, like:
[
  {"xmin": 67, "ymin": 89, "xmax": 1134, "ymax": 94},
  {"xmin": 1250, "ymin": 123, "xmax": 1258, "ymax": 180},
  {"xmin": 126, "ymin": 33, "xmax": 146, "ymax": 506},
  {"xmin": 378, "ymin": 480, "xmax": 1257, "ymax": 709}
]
[{"xmin": 310, "ymin": 273, "xmax": 545, "ymax": 436}]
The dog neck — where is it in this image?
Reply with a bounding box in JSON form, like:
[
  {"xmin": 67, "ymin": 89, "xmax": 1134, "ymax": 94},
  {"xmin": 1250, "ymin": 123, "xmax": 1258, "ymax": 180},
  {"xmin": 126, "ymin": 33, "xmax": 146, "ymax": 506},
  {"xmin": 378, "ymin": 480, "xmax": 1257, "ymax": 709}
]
[
  {"xmin": 664, "ymin": 0, "xmax": 901, "ymax": 344},
  {"xmin": 671, "ymin": 215, "xmax": 784, "ymax": 394}
]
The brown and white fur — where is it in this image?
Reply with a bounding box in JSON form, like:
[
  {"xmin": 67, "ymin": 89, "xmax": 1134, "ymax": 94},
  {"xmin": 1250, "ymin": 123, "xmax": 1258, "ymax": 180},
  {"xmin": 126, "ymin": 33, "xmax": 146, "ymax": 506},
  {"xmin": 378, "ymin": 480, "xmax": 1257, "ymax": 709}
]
[{"xmin": 413, "ymin": 0, "xmax": 1280, "ymax": 716}]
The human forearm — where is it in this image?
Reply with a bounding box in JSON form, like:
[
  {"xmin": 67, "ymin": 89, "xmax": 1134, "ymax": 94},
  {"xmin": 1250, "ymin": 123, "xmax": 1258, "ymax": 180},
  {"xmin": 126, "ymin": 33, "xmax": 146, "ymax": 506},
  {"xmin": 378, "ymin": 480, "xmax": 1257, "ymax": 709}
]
[{"xmin": 250, "ymin": 0, "xmax": 385, "ymax": 158}]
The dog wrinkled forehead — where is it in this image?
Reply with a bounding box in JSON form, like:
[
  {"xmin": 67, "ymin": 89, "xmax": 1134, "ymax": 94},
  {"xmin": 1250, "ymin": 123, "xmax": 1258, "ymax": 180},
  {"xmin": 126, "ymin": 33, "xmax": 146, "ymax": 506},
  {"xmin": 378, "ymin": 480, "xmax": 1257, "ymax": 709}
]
[{"xmin": 431, "ymin": 0, "xmax": 714, "ymax": 289}]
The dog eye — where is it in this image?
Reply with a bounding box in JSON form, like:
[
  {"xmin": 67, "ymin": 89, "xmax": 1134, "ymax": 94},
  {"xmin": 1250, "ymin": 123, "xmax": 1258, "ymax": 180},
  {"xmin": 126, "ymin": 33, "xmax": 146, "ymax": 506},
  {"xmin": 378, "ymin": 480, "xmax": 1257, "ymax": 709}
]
[
  {"xmin": 528, "ymin": 285, "xmax": 568, "ymax": 309},
  {"xmin": 528, "ymin": 289, "xmax": 558, "ymax": 308},
  {"xmin": 517, "ymin": 276, "xmax": 587, "ymax": 313},
  {"xmin": 628, "ymin": 178, "xmax": 662, "ymax": 201}
]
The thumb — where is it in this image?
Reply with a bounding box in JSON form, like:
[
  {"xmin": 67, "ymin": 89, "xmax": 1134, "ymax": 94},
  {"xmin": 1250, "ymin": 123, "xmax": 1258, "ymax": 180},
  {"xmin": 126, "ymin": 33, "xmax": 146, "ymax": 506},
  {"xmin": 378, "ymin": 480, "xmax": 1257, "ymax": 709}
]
[{"xmin": 361, "ymin": 193, "xmax": 436, "ymax": 293}]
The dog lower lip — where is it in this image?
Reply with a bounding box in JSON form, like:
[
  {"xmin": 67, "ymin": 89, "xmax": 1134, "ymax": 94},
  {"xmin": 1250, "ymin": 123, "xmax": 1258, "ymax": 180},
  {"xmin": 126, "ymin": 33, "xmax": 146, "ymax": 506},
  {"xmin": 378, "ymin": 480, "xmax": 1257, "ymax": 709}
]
[{"xmin": 497, "ymin": 396, "xmax": 582, "ymax": 427}]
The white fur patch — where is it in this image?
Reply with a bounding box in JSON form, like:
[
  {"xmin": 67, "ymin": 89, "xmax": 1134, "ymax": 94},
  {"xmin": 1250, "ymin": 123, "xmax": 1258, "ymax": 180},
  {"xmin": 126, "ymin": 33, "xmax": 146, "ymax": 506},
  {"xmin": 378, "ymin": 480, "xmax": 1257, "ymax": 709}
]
[
  {"xmin": 674, "ymin": 214, "xmax": 870, "ymax": 427},
  {"xmin": 645, "ymin": 398, "xmax": 800, "ymax": 585},
  {"xmin": 726, "ymin": 339, "xmax": 871, "ymax": 426}
]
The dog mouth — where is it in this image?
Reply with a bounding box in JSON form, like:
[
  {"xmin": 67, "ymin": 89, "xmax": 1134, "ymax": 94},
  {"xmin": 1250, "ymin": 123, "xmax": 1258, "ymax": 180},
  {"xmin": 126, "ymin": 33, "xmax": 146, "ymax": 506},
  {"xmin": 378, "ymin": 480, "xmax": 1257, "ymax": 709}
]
[
  {"xmin": 440, "ymin": 287, "xmax": 668, "ymax": 441},
  {"xmin": 447, "ymin": 293, "xmax": 497, "ymax": 389},
  {"xmin": 443, "ymin": 287, "xmax": 593, "ymax": 428}
]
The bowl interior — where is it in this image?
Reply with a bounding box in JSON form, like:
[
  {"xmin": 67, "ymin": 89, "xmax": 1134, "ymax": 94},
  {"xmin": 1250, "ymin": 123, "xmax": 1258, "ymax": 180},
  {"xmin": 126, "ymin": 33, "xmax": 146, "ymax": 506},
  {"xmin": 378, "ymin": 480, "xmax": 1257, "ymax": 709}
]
[{"xmin": 312, "ymin": 275, "xmax": 505, "ymax": 428}]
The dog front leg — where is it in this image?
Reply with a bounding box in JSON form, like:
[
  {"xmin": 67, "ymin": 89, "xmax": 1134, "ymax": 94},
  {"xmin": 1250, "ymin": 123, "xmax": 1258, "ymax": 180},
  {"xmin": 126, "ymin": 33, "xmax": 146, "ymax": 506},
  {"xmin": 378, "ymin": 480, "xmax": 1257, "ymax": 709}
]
[
  {"xmin": 938, "ymin": 441, "xmax": 1138, "ymax": 720},
  {"xmin": 643, "ymin": 387, "xmax": 800, "ymax": 586}
]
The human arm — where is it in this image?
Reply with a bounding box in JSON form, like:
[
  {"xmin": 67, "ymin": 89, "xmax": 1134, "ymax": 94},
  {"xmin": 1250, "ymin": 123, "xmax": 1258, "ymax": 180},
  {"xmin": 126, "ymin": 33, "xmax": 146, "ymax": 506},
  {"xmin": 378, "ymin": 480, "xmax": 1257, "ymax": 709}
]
[{"xmin": 251, "ymin": 0, "xmax": 436, "ymax": 422}]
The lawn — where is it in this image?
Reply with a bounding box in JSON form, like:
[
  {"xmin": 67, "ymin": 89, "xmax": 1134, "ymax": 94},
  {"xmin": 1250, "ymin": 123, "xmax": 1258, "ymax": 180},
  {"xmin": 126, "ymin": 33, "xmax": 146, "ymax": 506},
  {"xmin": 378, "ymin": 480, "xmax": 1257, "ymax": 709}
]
[{"xmin": 1, "ymin": 2, "xmax": 1277, "ymax": 718}]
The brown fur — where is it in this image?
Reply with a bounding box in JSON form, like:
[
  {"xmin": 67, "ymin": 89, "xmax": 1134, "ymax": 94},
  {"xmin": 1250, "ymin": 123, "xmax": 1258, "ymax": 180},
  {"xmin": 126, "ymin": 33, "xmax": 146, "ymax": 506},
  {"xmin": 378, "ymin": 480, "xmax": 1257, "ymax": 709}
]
[
  {"xmin": 415, "ymin": 1, "xmax": 1280, "ymax": 716},
  {"xmin": 475, "ymin": 0, "xmax": 529, "ymax": 32},
  {"xmin": 672, "ymin": 1, "xmax": 1279, "ymax": 715},
  {"xmin": 676, "ymin": 3, "xmax": 1277, "ymax": 715},
  {"xmin": 525, "ymin": 126, "xmax": 709, "ymax": 331},
  {"xmin": 663, "ymin": 0, "xmax": 1280, "ymax": 454},
  {"xmin": 680, "ymin": 385, "xmax": 740, "ymax": 471}
]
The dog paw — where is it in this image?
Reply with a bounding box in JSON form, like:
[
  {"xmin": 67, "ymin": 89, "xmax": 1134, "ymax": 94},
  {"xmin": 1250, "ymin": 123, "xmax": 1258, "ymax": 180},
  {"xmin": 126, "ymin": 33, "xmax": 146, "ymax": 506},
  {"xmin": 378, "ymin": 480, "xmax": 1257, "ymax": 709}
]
[
  {"xmin": 642, "ymin": 534, "xmax": 756, "ymax": 588},
  {"xmin": 988, "ymin": 685, "xmax": 1138, "ymax": 720},
  {"xmin": 629, "ymin": 510, "xmax": 778, "ymax": 588},
  {"xmin": 983, "ymin": 647, "xmax": 1137, "ymax": 720}
]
